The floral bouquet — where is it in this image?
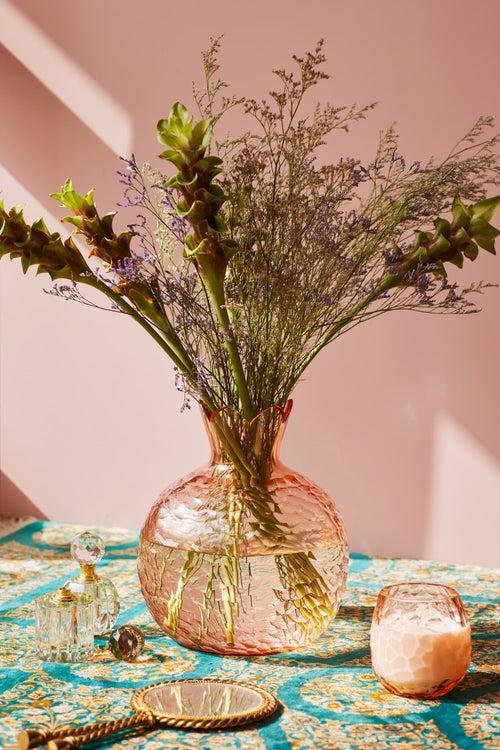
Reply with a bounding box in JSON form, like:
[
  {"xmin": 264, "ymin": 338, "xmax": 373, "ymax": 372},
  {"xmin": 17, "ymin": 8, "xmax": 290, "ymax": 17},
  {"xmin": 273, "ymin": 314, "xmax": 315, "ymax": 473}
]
[{"xmin": 1, "ymin": 40, "xmax": 499, "ymax": 654}]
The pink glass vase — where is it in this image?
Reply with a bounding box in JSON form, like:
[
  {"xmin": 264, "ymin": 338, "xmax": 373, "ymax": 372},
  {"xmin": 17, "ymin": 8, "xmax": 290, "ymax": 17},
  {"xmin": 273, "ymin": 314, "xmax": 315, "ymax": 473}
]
[{"xmin": 138, "ymin": 402, "xmax": 348, "ymax": 655}]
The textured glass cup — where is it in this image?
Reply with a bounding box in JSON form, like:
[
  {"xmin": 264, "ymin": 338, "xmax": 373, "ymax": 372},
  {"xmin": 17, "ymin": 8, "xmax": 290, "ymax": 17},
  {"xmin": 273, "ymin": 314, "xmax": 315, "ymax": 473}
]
[
  {"xmin": 138, "ymin": 402, "xmax": 348, "ymax": 656},
  {"xmin": 370, "ymin": 582, "xmax": 471, "ymax": 698}
]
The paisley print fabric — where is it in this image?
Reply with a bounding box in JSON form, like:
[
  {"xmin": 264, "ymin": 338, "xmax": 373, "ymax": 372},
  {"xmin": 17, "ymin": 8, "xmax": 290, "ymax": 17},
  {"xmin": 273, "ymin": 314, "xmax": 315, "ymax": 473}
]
[{"xmin": 0, "ymin": 520, "xmax": 498, "ymax": 749}]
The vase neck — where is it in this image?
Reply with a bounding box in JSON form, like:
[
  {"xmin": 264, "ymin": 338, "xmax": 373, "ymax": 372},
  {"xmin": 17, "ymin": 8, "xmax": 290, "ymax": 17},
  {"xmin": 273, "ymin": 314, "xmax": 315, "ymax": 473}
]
[{"xmin": 201, "ymin": 401, "xmax": 292, "ymax": 474}]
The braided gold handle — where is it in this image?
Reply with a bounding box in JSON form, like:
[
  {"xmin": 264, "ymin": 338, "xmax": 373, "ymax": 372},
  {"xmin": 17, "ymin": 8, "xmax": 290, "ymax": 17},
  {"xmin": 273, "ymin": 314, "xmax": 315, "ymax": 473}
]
[
  {"xmin": 17, "ymin": 712, "xmax": 155, "ymax": 750},
  {"xmin": 17, "ymin": 725, "xmax": 75, "ymax": 749}
]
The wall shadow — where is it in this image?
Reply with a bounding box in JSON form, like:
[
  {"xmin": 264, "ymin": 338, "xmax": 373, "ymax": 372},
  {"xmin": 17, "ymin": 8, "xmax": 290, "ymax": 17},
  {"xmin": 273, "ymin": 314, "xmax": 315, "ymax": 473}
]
[
  {"xmin": 0, "ymin": 471, "xmax": 49, "ymax": 519},
  {"xmin": 0, "ymin": 45, "xmax": 122, "ymax": 218}
]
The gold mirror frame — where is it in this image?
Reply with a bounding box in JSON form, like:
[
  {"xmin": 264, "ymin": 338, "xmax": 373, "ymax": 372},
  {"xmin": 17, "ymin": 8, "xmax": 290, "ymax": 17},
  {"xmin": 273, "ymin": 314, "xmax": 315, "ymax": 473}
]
[
  {"xmin": 132, "ymin": 678, "xmax": 279, "ymax": 729},
  {"xmin": 17, "ymin": 678, "xmax": 279, "ymax": 749}
]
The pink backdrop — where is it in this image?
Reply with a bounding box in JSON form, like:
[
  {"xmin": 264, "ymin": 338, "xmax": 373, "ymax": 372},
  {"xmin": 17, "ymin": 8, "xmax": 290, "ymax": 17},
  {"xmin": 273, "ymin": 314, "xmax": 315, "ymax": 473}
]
[{"xmin": 1, "ymin": 0, "xmax": 499, "ymax": 566}]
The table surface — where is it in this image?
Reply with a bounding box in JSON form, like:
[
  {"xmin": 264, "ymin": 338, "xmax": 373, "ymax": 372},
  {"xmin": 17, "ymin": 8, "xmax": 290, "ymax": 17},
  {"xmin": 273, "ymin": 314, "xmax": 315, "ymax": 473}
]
[{"xmin": 0, "ymin": 519, "xmax": 498, "ymax": 750}]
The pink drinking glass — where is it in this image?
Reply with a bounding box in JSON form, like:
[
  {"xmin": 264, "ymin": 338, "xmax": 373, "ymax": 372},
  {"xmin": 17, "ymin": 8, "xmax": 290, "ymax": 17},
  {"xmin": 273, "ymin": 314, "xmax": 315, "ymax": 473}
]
[{"xmin": 370, "ymin": 582, "xmax": 471, "ymax": 699}]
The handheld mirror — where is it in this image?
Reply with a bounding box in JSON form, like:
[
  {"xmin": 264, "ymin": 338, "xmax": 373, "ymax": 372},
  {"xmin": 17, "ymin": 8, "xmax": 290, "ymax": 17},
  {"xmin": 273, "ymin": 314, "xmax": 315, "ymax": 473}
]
[{"xmin": 17, "ymin": 678, "xmax": 279, "ymax": 749}]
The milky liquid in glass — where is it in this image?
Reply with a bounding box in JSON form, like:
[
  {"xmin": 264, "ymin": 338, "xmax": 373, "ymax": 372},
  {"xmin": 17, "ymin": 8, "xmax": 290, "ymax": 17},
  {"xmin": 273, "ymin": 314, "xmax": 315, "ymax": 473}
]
[
  {"xmin": 370, "ymin": 583, "xmax": 471, "ymax": 698},
  {"xmin": 371, "ymin": 618, "xmax": 471, "ymax": 696}
]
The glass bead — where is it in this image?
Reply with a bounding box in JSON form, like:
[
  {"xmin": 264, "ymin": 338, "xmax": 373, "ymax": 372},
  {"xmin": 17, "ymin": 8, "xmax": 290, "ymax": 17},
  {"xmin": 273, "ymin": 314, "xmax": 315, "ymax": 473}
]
[
  {"xmin": 35, "ymin": 587, "xmax": 94, "ymax": 662},
  {"xmin": 108, "ymin": 625, "xmax": 145, "ymax": 661},
  {"xmin": 71, "ymin": 530, "xmax": 105, "ymax": 566}
]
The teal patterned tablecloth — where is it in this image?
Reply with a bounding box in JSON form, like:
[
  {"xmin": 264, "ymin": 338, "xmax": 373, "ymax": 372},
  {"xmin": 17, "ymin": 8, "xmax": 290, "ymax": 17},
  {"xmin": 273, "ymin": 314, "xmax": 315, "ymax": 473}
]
[{"xmin": 0, "ymin": 519, "xmax": 498, "ymax": 749}]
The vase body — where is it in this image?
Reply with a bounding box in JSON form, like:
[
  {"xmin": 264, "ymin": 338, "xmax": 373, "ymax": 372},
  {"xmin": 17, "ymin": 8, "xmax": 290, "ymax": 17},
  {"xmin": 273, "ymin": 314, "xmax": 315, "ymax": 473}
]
[{"xmin": 138, "ymin": 403, "xmax": 348, "ymax": 655}]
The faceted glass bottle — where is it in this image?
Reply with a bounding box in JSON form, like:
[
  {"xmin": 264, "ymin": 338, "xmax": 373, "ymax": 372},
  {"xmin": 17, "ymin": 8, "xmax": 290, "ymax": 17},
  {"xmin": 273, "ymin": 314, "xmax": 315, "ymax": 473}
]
[
  {"xmin": 68, "ymin": 531, "xmax": 120, "ymax": 635},
  {"xmin": 138, "ymin": 402, "xmax": 349, "ymax": 656},
  {"xmin": 35, "ymin": 586, "xmax": 94, "ymax": 662}
]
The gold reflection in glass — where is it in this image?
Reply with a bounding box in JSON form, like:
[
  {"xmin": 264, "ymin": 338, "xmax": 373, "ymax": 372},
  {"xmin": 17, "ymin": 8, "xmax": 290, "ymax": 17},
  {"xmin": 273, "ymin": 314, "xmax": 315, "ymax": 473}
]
[{"xmin": 141, "ymin": 681, "xmax": 264, "ymax": 717}]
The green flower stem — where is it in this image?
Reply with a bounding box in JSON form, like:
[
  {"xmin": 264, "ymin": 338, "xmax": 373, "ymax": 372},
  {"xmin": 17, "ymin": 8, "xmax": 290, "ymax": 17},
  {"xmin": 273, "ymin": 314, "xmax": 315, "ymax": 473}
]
[
  {"xmin": 201, "ymin": 268, "xmax": 254, "ymax": 421},
  {"xmin": 80, "ymin": 276, "xmax": 203, "ymax": 393},
  {"xmin": 155, "ymin": 316, "xmax": 204, "ymax": 388},
  {"xmin": 212, "ymin": 418, "xmax": 259, "ymax": 479},
  {"xmin": 81, "ymin": 278, "xmax": 255, "ymax": 447},
  {"xmin": 156, "ymin": 101, "xmax": 254, "ymax": 420},
  {"xmin": 85, "ymin": 276, "xmax": 256, "ymax": 465},
  {"xmin": 292, "ymin": 198, "xmax": 500, "ymax": 388}
]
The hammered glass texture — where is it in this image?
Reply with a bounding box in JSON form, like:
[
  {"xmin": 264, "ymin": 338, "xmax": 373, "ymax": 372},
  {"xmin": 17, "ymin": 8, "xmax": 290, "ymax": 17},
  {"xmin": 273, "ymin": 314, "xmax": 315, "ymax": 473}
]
[
  {"xmin": 370, "ymin": 583, "xmax": 471, "ymax": 699},
  {"xmin": 138, "ymin": 410, "xmax": 349, "ymax": 656}
]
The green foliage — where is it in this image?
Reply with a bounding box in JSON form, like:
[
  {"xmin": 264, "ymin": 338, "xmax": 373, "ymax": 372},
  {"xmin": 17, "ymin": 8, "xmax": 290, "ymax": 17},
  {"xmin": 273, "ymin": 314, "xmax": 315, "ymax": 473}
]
[
  {"xmin": 51, "ymin": 180, "xmax": 134, "ymax": 265},
  {"xmin": 51, "ymin": 179, "xmax": 96, "ymax": 218},
  {"xmin": 1, "ymin": 40, "xmax": 499, "ymax": 418},
  {"xmin": 158, "ymin": 103, "xmax": 214, "ymax": 156},
  {"xmin": 0, "ymin": 179, "xmax": 138, "ymax": 281},
  {"xmin": 0, "ymin": 203, "xmax": 90, "ymax": 280},
  {"xmin": 0, "ymin": 183, "xmax": 178, "ymax": 360},
  {"xmin": 471, "ymin": 195, "xmax": 500, "ymax": 223},
  {"xmin": 157, "ymin": 102, "xmax": 234, "ymax": 281},
  {"xmin": 391, "ymin": 196, "xmax": 499, "ymax": 278}
]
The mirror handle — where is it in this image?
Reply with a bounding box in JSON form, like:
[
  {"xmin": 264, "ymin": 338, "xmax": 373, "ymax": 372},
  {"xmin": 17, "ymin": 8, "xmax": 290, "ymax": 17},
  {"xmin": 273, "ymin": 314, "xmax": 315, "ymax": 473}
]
[{"xmin": 17, "ymin": 712, "xmax": 154, "ymax": 750}]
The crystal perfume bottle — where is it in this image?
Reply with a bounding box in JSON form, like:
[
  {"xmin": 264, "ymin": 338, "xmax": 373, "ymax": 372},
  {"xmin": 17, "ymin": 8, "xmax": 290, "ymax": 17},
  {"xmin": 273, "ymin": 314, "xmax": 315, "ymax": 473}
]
[
  {"xmin": 35, "ymin": 586, "xmax": 94, "ymax": 662},
  {"xmin": 68, "ymin": 531, "xmax": 120, "ymax": 635}
]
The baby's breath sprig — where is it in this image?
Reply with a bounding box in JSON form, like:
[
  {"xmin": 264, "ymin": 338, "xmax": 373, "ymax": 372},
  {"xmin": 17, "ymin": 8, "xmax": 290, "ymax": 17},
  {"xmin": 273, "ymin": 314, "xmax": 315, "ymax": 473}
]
[{"xmin": 1, "ymin": 38, "xmax": 499, "ymax": 415}]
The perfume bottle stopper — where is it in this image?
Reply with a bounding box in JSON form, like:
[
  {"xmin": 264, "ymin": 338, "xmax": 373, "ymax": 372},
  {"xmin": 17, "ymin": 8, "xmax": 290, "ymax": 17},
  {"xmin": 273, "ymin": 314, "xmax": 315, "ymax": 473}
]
[{"xmin": 68, "ymin": 530, "xmax": 120, "ymax": 635}]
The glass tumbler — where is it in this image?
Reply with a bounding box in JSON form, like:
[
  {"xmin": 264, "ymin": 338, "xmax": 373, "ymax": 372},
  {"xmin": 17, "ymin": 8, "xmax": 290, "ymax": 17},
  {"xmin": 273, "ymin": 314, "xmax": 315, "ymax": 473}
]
[{"xmin": 370, "ymin": 582, "xmax": 471, "ymax": 698}]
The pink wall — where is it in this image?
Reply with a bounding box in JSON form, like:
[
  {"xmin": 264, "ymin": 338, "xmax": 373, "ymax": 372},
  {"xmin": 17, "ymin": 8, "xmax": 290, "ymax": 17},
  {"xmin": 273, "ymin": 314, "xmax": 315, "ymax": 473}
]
[{"xmin": 1, "ymin": 0, "xmax": 499, "ymax": 566}]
